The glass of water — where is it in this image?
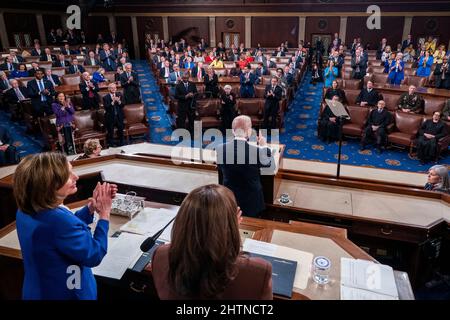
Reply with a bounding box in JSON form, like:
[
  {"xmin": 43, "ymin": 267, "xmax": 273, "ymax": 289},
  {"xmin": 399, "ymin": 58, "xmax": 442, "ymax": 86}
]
[{"xmin": 312, "ymin": 256, "xmax": 331, "ymax": 285}]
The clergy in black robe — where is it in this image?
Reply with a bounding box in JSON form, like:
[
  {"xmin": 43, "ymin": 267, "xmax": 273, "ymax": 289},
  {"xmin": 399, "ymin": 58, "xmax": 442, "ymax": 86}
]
[
  {"xmin": 120, "ymin": 64, "xmax": 141, "ymax": 105},
  {"xmin": 361, "ymin": 100, "xmax": 391, "ymax": 153},
  {"xmin": 324, "ymin": 80, "xmax": 347, "ymax": 104},
  {"xmin": 416, "ymin": 112, "xmax": 448, "ymax": 164},
  {"xmin": 356, "ymin": 81, "xmax": 381, "ymax": 107},
  {"xmin": 397, "ymin": 86, "xmax": 423, "ymax": 114},
  {"xmin": 219, "ymin": 85, "xmax": 237, "ymax": 132},
  {"xmin": 318, "ymin": 95, "xmax": 345, "ymax": 143}
]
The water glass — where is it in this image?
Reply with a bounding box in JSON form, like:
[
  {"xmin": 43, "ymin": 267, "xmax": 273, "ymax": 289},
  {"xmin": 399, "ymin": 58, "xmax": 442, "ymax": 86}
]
[{"xmin": 313, "ymin": 256, "xmax": 331, "ymax": 285}]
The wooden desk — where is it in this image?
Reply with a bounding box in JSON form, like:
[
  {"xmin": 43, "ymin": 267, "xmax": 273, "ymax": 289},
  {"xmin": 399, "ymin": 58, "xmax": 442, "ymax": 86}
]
[
  {"xmin": 371, "ymin": 83, "xmax": 450, "ymax": 99},
  {"xmin": 0, "ymin": 201, "xmax": 413, "ymax": 300}
]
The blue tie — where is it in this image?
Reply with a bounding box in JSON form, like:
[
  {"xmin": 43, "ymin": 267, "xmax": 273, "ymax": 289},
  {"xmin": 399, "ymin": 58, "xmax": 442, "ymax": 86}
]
[{"xmin": 38, "ymin": 80, "xmax": 46, "ymax": 101}]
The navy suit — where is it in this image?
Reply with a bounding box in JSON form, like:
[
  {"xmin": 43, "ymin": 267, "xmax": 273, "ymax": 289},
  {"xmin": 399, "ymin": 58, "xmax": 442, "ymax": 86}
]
[
  {"xmin": 0, "ymin": 62, "xmax": 18, "ymax": 71},
  {"xmin": 61, "ymin": 49, "xmax": 79, "ymax": 56},
  {"xmin": 45, "ymin": 74, "xmax": 61, "ymax": 87},
  {"xmin": 31, "ymin": 48, "xmax": 42, "ymax": 57},
  {"xmin": 84, "ymin": 58, "xmax": 101, "ymax": 66},
  {"xmin": 216, "ymin": 140, "xmax": 273, "ymax": 217},
  {"xmin": 53, "ymin": 60, "xmax": 69, "ymax": 68},
  {"xmin": 263, "ymin": 84, "xmax": 282, "ymax": 129},
  {"xmin": 79, "ymin": 80, "xmax": 100, "ymax": 109},
  {"xmin": 27, "ymin": 78, "xmax": 55, "ymax": 116},
  {"xmin": 39, "ymin": 54, "xmax": 56, "ymax": 62},
  {"xmin": 99, "ymin": 50, "xmax": 117, "ymax": 71},
  {"xmin": 119, "ymin": 71, "xmax": 141, "ymax": 104},
  {"xmin": 103, "ymin": 92, "xmax": 125, "ymax": 145},
  {"xmin": 68, "ymin": 65, "xmax": 85, "ymax": 74},
  {"xmin": 239, "ymin": 72, "xmax": 256, "ymax": 98},
  {"xmin": 16, "ymin": 206, "xmax": 108, "ymax": 299}
]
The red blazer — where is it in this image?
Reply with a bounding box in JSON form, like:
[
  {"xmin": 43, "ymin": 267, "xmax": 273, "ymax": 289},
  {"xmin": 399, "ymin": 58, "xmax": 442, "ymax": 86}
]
[{"xmin": 151, "ymin": 244, "xmax": 273, "ymax": 300}]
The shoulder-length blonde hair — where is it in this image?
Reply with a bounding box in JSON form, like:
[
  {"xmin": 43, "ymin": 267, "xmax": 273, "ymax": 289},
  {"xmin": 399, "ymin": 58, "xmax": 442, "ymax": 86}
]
[
  {"xmin": 168, "ymin": 184, "xmax": 241, "ymax": 298},
  {"xmin": 13, "ymin": 152, "xmax": 70, "ymax": 215}
]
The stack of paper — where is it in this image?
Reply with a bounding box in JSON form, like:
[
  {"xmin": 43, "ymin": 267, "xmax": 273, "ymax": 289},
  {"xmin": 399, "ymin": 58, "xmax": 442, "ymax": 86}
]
[
  {"xmin": 119, "ymin": 207, "xmax": 178, "ymax": 242},
  {"xmin": 340, "ymin": 258, "xmax": 399, "ymax": 300},
  {"xmin": 92, "ymin": 233, "xmax": 147, "ymax": 280},
  {"xmin": 243, "ymin": 239, "xmax": 313, "ymax": 290}
]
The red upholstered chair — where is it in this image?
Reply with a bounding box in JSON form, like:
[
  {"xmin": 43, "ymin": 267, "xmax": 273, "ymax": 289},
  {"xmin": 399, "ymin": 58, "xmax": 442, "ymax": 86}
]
[
  {"xmin": 382, "ymin": 93, "xmax": 401, "ymax": 112},
  {"xmin": 62, "ymin": 74, "xmax": 81, "ymax": 86},
  {"xmin": 342, "ymin": 106, "xmax": 369, "ymax": 138},
  {"xmin": 387, "ymin": 112, "xmax": 423, "ymax": 153},
  {"xmin": 73, "ymin": 110, "xmax": 106, "ymax": 151},
  {"xmin": 196, "ymin": 99, "xmax": 221, "ymax": 128},
  {"xmin": 423, "ymin": 98, "xmax": 445, "ymax": 116},
  {"xmin": 254, "ymin": 85, "xmax": 266, "ymax": 98},
  {"xmin": 344, "ymin": 89, "xmax": 360, "ymax": 107},
  {"xmin": 237, "ymin": 99, "xmax": 264, "ymax": 127},
  {"xmin": 370, "ymin": 73, "xmax": 389, "ymax": 85},
  {"xmin": 343, "ymin": 79, "xmax": 362, "ymax": 90},
  {"xmin": 403, "ymin": 75, "xmax": 426, "ymax": 87}
]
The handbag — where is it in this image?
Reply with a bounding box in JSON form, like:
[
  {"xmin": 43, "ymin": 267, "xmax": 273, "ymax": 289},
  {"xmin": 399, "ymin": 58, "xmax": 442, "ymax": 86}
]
[{"xmin": 110, "ymin": 191, "xmax": 145, "ymax": 219}]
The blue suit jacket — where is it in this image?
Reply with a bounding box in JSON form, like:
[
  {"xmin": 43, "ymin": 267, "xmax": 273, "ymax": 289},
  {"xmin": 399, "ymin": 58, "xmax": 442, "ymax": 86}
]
[
  {"xmin": 16, "ymin": 206, "xmax": 108, "ymax": 300},
  {"xmin": 239, "ymin": 72, "xmax": 256, "ymax": 98}
]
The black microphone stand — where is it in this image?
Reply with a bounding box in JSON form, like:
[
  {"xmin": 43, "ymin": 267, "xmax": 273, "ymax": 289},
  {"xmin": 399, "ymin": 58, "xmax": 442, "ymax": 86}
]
[{"xmin": 336, "ymin": 115, "xmax": 348, "ymax": 179}]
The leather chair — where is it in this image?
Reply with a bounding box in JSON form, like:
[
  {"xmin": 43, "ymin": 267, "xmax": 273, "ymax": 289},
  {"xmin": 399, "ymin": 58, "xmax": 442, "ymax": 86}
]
[
  {"xmin": 196, "ymin": 99, "xmax": 221, "ymax": 128},
  {"xmin": 344, "ymin": 89, "xmax": 360, "ymax": 107},
  {"xmin": 370, "ymin": 73, "xmax": 389, "ymax": 85},
  {"xmin": 342, "ymin": 106, "xmax": 369, "ymax": 138},
  {"xmin": 73, "ymin": 110, "xmax": 106, "ymax": 151},
  {"xmin": 104, "ymin": 72, "xmax": 116, "ymax": 83},
  {"xmin": 412, "ymin": 119, "xmax": 450, "ymax": 161},
  {"xmin": 403, "ymin": 75, "xmax": 425, "ymax": 88},
  {"xmin": 387, "ymin": 112, "xmax": 423, "ymax": 153},
  {"xmin": 123, "ymin": 104, "xmax": 149, "ymax": 142},
  {"xmin": 84, "ymin": 65, "xmax": 100, "ymax": 74},
  {"xmin": 369, "ymin": 66, "xmax": 385, "ymax": 74},
  {"xmin": 38, "ymin": 61, "xmax": 52, "ymax": 70},
  {"xmin": 18, "ymin": 77, "xmax": 34, "ymax": 87},
  {"xmin": 382, "ymin": 93, "xmax": 400, "ymax": 112},
  {"xmin": 254, "ymin": 85, "xmax": 265, "ymax": 98},
  {"xmin": 261, "ymin": 75, "xmax": 272, "ymax": 85},
  {"xmin": 269, "ymin": 69, "xmax": 278, "ymax": 76},
  {"xmin": 237, "ymin": 99, "xmax": 264, "ymax": 127},
  {"xmin": 51, "ymin": 67, "xmax": 66, "ymax": 77},
  {"xmin": 195, "ymin": 84, "xmax": 206, "ymax": 99},
  {"xmin": 38, "ymin": 115, "xmax": 58, "ymax": 151},
  {"xmin": 403, "ymin": 68, "xmax": 415, "ymax": 77},
  {"xmin": 343, "ymin": 79, "xmax": 362, "ymax": 90},
  {"xmin": 70, "ymin": 94, "xmax": 84, "ymax": 111},
  {"xmin": 62, "ymin": 74, "xmax": 81, "ymax": 86},
  {"xmin": 423, "ymin": 97, "xmax": 445, "ymax": 116}
]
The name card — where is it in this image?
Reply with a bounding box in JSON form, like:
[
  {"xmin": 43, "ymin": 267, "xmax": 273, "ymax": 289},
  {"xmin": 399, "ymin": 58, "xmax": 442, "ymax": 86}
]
[
  {"xmin": 10, "ymin": 49, "xmax": 18, "ymax": 52},
  {"xmin": 76, "ymin": 56, "xmax": 84, "ymax": 60},
  {"xmin": 53, "ymin": 47, "xmax": 61, "ymax": 51}
]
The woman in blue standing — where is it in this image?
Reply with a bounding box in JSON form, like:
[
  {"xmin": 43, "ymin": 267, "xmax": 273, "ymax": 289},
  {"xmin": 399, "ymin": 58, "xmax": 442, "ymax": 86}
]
[
  {"xmin": 417, "ymin": 50, "xmax": 434, "ymax": 78},
  {"xmin": 14, "ymin": 152, "xmax": 117, "ymax": 299},
  {"xmin": 323, "ymin": 60, "xmax": 338, "ymax": 88},
  {"xmin": 388, "ymin": 52, "xmax": 405, "ymax": 85}
]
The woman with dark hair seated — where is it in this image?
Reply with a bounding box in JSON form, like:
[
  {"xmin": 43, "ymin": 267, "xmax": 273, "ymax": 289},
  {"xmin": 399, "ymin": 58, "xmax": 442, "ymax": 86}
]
[
  {"xmin": 151, "ymin": 184, "xmax": 273, "ymax": 300},
  {"xmin": 416, "ymin": 111, "xmax": 447, "ymax": 164},
  {"xmin": 324, "ymin": 80, "xmax": 347, "ymax": 104},
  {"xmin": 425, "ymin": 165, "xmax": 450, "ymax": 194}
]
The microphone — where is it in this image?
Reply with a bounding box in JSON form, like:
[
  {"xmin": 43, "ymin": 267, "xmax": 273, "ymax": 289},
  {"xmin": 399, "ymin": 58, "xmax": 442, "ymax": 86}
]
[{"xmin": 140, "ymin": 216, "xmax": 176, "ymax": 252}]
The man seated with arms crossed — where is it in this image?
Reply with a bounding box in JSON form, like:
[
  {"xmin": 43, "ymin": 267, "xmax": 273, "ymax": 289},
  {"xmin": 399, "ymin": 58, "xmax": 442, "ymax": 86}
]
[{"xmin": 216, "ymin": 115, "xmax": 273, "ymax": 218}]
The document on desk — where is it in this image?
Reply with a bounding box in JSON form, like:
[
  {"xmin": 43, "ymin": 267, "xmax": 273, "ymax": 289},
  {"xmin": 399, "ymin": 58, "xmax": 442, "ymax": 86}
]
[
  {"xmin": 92, "ymin": 233, "xmax": 146, "ymax": 280},
  {"xmin": 340, "ymin": 258, "xmax": 399, "ymax": 300},
  {"xmin": 119, "ymin": 207, "xmax": 178, "ymax": 240},
  {"xmin": 243, "ymin": 239, "xmax": 313, "ymax": 290}
]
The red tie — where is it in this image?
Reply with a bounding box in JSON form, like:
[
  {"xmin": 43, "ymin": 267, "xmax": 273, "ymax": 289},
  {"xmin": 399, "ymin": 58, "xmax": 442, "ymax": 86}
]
[{"xmin": 88, "ymin": 82, "xmax": 94, "ymax": 98}]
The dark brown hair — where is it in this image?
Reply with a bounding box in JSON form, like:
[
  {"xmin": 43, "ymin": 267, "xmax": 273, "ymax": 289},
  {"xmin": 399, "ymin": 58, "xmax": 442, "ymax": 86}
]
[
  {"xmin": 13, "ymin": 152, "xmax": 70, "ymax": 215},
  {"xmin": 168, "ymin": 184, "xmax": 241, "ymax": 298}
]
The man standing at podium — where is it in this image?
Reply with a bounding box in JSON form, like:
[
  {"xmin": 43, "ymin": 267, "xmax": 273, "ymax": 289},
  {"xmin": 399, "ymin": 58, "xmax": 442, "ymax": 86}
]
[{"xmin": 216, "ymin": 115, "xmax": 272, "ymax": 217}]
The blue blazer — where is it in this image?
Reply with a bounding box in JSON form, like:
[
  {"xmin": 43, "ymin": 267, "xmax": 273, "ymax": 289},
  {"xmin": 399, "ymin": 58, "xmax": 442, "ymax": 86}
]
[
  {"xmin": 92, "ymin": 72, "xmax": 106, "ymax": 83},
  {"xmin": 16, "ymin": 206, "xmax": 109, "ymax": 300},
  {"xmin": 239, "ymin": 72, "xmax": 256, "ymax": 98}
]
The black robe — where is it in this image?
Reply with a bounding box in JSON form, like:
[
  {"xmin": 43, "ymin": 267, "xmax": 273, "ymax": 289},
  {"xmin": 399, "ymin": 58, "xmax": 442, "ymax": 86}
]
[
  {"xmin": 324, "ymin": 88, "xmax": 347, "ymax": 104},
  {"xmin": 356, "ymin": 88, "xmax": 381, "ymax": 107},
  {"xmin": 318, "ymin": 105, "xmax": 341, "ymax": 142},
  {"xmin": 417, "ymin": 120, "xmax": 447, "ymax": 162},
  {"xmin": 219, "ymin": 92, "xmax": 237, "ymax": 132}
]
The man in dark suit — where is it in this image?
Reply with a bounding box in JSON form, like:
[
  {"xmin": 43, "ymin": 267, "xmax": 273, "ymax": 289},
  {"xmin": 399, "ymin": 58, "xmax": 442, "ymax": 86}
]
[
  {"xmin": 5, "ymin": 79, "xmax": 29, "ymax": 120},
  {"xmin": 0, "ymin": 56, "xmax": 18, "ymax": 72},
  {"xmin": 0, "ymin": 126, "xmax": 19, "ymax": 166},
  {"xmin": 103, "ymin": 83, "xmax": 125, "ymax": 146},
  {"xmin": 351, "ymin": 49, "xmax": 367, "ymax": 79},
  {"xmin": 26, "ymin": 69, "xmax": 55, "ymax": 116},
  {"xmin": 47, "ymin": 29, "xmax": 57, "ymax": 44},
  {"xmin": 239, "ymin": 65, "xmax": 256, "ymax": 98},
  {"xmin": 9, "ymin": 51, "xmax": 24, "ymax": 64},
  {"xmin": 264, "ymin": 55, "xmax": 276, "ymax": 69},
  {"xmin": 99, "ymin": 43, "xmax": 117, "ymax": 72},
  {"xmin": 84, "ymin": 50, "xmax": 101, "ymax": 66},
  {"xmin": 44, "ymin": 69, "xmax": 61, "ymax": 87},
  {"xmin": 216, "ymin": 115, "xmax": 273, "ymax": 217},
  {"xmin": 61, "ymin": 43, "xmax": 78, "ymax": 56},
  {"xmin": 263, "ymin": 77, "xmax": 283, "ymax": 130},
  {"xmin": 107, "ymin": 31, "xmax": 119, "ymax": 45},
  {"xmin": 175, "ymin": 74, "xmax": 197, "ymax": 132},
  {"xmin": 40, "ymin": 48, "xmax": 56, "ymax": 63},
  {"xmin": 356, "ymin": 81, "xmax": 382, "ymax": 107},
  {"xmin": 361, "ymin": 100, "xmax": 391, "ymax": 154},
  {"xmin": 53, "ymin": 54, "xmax": 69, "ymax": 68},
  {"xmin": 31, "ymin": 43, "xmax": 42, "ymax": 57},
  {"xmin": 433, "ymin": 56, "xmax": 450, "ymax": 89},
  {"xmin": 401, "ymin": 34, "xmax": 413, "ymax": 52},
  {"xmin": 79, "ymin": 72, "xmax": 99, "ymax": 110},
  {"xmin": 254, "ymin": 62, "xmax": 268, "ymax": 85},
  {"xmin": 68, "ymin": 58, "xmax": 85, "ymax": 74},
  {"xmin": 120, "ymin": 63, "xmax": 141, "ymax": 104},
  {"xmin": 191, "ymin": 62, "xmax": 206, "ymax": 79},
  {"xmin": 28, "ymin": 62, "xmax": 44, "ymax": 77},
  {"xmin": 159, "ymin": 60, "xmax": 173, "ymax": 80}
]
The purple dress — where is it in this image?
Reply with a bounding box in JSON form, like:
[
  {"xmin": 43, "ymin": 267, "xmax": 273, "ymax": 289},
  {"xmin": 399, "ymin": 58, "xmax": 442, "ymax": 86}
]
[{"xmin": 52, "ymin": 102, "xmax": 75, "ymax": 126}]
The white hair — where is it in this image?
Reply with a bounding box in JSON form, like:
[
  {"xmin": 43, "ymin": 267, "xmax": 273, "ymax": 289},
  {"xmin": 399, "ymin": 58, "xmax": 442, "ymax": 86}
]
[
  {"xmin": 232, "ymin": 115, "xmax": 252, "ymax": 138},
  {"xmin": 429, "ymin": 165, "xmax": 450, "ymax": 191},
  {"xmin": 124, "ymin": 63, "xmax": 132, "ymax": 69},
  {"xmin": 223, "ymin": 85, "xmax": 232, "ymax": 90}
]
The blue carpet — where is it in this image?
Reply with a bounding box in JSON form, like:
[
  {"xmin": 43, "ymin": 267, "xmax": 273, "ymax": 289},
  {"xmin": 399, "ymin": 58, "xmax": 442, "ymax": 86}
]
[
  {"xmin": 0, "ymin": 112, "xmax": 44, "ymax": 160},
  {"xmin": 280, "ymin": 72, "xmax": 450, "ymax": 173}
]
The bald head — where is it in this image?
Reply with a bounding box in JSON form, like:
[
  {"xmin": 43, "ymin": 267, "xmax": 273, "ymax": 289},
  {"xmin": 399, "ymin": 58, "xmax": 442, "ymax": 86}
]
[{"xmin": 232, "ymin": 115, "xmax": 252, "ymax": 138}]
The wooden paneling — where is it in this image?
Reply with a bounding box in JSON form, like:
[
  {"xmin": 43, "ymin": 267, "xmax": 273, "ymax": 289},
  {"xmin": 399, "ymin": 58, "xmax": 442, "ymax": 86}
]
[
  {"xmin": 42, "ymin": 14, "xmax": 62, "ymax": 35},
  {"xmin": 136, "ymin": 16, "xmax": 163, "ymax": 59},
  {"xmin": 410, "ymin": 16, "xmax": 450, "ymax": 49},
  {"xmin": 168, "ymin": 17, "xmax": 209, "ymax": 45},
  {"xmin": 346, "ymin": 16, "xmax": 405, "ymax": 50},
  {"xmin": 305, "ymin": 17, "xmax": 340, "ymax": 44},
  {"xmin": 116, "ymin": 16, "xmax": 134, "ymax": 58},
  {"xmin": 251, "ymin": 16, "xmax": 298, "ymax": 48},
  {"xmin": 85, "ymin": 16, "xmax": 110, "ymax": 43},
  {"xmin": 215, "ymin": 16, "xmax": 245, "ymax": 47},
  {"xmin": 3, "ymin": 13, "xmax": 40, "ymax": 46}
]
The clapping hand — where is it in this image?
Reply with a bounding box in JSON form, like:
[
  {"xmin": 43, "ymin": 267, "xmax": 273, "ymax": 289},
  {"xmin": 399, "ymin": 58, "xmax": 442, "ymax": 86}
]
[
  {"xmin": 88, "ymin": 182, "xmax": 118, "ymax": 220},
  {"xmin": 236, "ymin": 206, "xmax": 243, "ymax": 225}
]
